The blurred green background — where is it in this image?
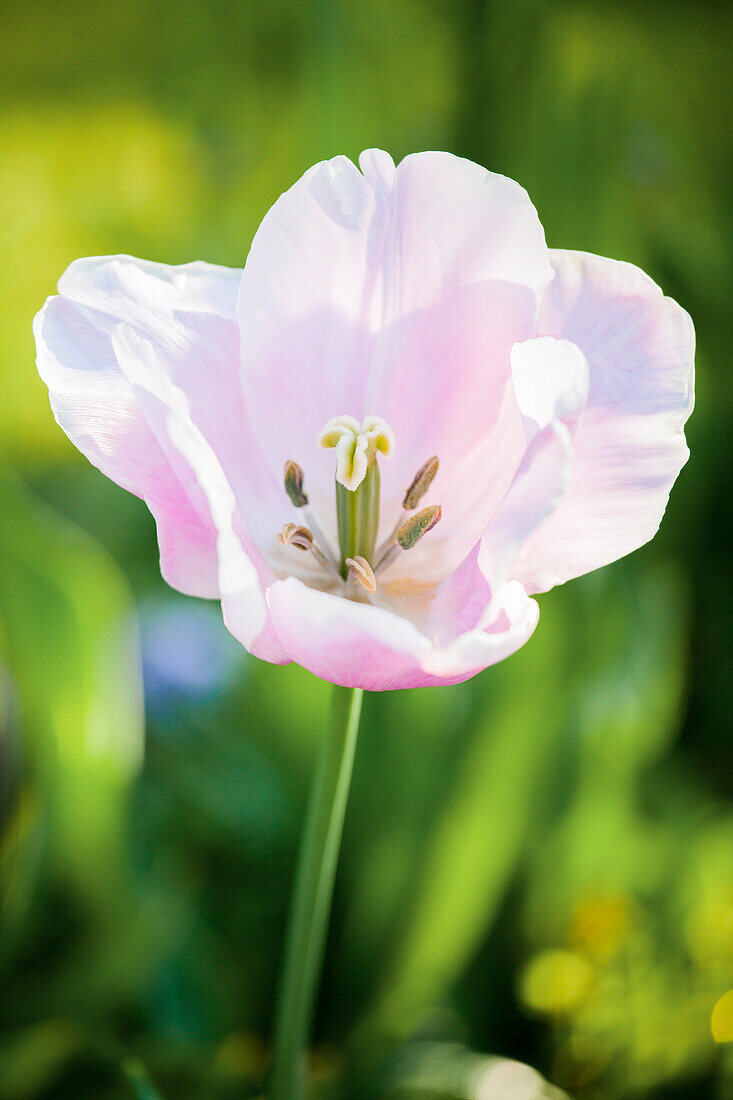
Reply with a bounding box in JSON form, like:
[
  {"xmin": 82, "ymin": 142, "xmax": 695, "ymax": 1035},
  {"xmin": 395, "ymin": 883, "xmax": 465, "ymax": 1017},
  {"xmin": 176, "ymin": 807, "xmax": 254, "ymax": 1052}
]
[{"xmin": 1, "ymin": 0, "xmax": 731, "ymax": 1097}]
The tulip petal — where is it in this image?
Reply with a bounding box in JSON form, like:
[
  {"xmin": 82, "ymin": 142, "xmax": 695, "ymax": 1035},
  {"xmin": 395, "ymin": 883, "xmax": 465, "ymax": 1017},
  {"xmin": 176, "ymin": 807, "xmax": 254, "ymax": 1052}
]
[
  {"xmin": 33, "ymin": 254, "xmax": 273, "ymax": 598},
  {"xmin": 511, "ymin": 336, "xmax": 590, "ymax": 436},
  {"xmin": 237, "ymin": 150, "xmax": 552, "ymax": 523},
  {"xmin": 265, "ymin": 572, "xmax": 538, "ymax": 691},
  {"xmin": 481, "ymin": 420, "xmax": 573, "ymax": 587},
  {"xmin": 511, "ymin": 250, "xmax": 694, "ymax": 593},
  {"xmin": 111, "ymin": 324, "xmax": 287, "ymax": 663},
  {"xmin": 369, "ymin": 282, "xmax": 534, "ymax": 551},
  {"xmin": 419, "ymin": 417, "xmax": 570, "ymax": 659}
]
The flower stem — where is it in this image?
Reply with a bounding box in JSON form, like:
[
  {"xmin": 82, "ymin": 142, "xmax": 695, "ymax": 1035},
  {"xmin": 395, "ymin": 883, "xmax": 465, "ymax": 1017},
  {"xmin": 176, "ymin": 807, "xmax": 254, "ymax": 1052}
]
[{"xmin": 269, "ymin": 685, "xmax": 364, "ymax": 1100}]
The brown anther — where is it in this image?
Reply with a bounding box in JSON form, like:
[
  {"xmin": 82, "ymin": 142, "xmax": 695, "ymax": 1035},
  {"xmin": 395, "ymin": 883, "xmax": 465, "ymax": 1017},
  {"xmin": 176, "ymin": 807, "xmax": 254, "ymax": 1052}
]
[
  {"xmin": 345, "ymin": 555, "xmax": 377, "ymax": 595},
  {"xmin": 277, "ymin": 523, "xmax": 314, "ymax": 551},
  {"xmin": 284, "ymin": 460, "xmax": 308, "ymax": 508},
  {"xmin": 403, "ymin": 456, "xmax": 439, "ymax": 510},
  {"xmin": 397, "ymin": 505, "xmax": 442, "ymax": 550}
]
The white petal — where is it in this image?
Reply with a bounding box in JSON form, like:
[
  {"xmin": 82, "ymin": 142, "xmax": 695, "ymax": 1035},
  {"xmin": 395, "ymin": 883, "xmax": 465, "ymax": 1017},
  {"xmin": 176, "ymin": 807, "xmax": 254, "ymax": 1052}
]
[
  {"xmin": 511, "ymin": 250, "xmax": 694, "ymax": 592},
  {"xmin": 33, "ymin": 255, "xmax": 254, "ymax": 597},
  {"xmin": 511, "ymin": 336, "xmax": 589, "ymax": 436},
  {"xmin": 111, "ymin": 324, "xmax": 278, "ymax": 655},
  {"xmin": 480, "ymin": 420, "xmax": 573, "ymax": 587}
]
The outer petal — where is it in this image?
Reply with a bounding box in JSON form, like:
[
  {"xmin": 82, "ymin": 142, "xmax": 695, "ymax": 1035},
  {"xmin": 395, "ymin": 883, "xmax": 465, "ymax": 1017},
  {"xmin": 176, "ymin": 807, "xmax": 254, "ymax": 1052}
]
[
  {"xmin": 33, "ymin": 254, "xmax": 268, "ymax": 598},
  {"xmin": 111, "ymin": 324, "xmax": 288, "ymax": 664},
  {"xmin": 237, "ymin": 150, "xmax": 552, "ymax": 526},
  {"xmin": 265, "ymin": 574, "xmax": 538, "ymax": 691},
  {"xmin": 511, "ymin": 250, "xmax": 694, "ymax": 593}
]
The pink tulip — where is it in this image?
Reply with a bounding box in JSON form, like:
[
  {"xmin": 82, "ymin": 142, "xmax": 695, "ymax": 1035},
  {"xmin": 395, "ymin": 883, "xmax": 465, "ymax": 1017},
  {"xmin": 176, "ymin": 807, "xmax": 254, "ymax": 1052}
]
[{"xmin": 34, "ymin": 150, "xmax": 694, "ymax": 691}]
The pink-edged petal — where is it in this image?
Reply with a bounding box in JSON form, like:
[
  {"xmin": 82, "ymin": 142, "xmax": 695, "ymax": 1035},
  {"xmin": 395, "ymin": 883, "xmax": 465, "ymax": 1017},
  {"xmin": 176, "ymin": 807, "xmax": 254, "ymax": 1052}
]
[
  {"xmin": 111, "ymin": 324, "xmax": 288, "ymax": 664},
  {"xmin": 265, "ymin": 573, "xmax": 538, "ymax": 691},
  {"xmin": 426, "ymin": 580, "xmax": 539, "ymax": 680},
  {"xmin": 33, "ymin": 254, "xmax": 278, "ymax": 597},
  {"xmin": 237, "ymin": 150, "xmax": 552, "ymax": 517},
  {"xmin": 512, "ymin": 250, "xmax": 694, "ymax": 593}
]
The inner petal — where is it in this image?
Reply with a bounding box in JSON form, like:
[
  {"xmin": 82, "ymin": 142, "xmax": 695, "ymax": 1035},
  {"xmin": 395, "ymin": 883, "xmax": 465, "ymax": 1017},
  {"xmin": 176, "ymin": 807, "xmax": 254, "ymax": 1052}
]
[{"xmin": 237, "ymin": 150, "xmax": 550, "ymax": 544}]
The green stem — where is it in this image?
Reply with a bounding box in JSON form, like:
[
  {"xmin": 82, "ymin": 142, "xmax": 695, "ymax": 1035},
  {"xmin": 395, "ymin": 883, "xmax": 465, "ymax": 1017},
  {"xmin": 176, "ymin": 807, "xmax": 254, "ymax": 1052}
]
[{"xmin": 269, "ymin": 685, "xmax": 364, "ymax": 1100}]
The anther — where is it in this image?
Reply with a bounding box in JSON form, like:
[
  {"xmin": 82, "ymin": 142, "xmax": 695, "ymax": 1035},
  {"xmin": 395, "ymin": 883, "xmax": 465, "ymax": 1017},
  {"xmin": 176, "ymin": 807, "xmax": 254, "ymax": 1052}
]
[
  {"xmin": 374, "ymin": 456, "xmax": 440, "ymax": 563},
  {"xmin": 403, "ymin": 456, "xmax": 439, "ymax": 510},
  {"xmin": 375, "ymin": 505, "xmax": 442, "ymax": 575},
  {"xmin": 345, "ymin": 555, "xmax": 377, "ymax": 595},
  {"xmin": 397, "ymin": 505, "xmax": 442, "ymax": 549},
  {"xmin": 284, "ymin": 460, "xmax": 308, "ymax": 508},
  {"xmin": 277, "ymin": 523, "xmax": 340, "ymax": 578},
  {"xmin": 277, "ymin": 523, "xmax": 313, "ymax": 551}
]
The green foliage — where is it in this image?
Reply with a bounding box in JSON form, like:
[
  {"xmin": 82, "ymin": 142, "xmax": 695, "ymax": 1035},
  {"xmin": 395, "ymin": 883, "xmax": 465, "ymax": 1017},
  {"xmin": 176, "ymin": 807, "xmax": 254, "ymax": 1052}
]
[{"xmin": 0, "ymin": 468, "xmax": 143, "ymax": 918}]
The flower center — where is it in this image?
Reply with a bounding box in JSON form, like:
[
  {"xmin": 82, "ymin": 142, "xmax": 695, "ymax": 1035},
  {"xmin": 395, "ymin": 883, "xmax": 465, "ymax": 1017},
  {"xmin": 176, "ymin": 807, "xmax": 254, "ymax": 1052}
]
[{"xmin": 278, "ymin": 415, "xmax": 442, "ymax": 599}]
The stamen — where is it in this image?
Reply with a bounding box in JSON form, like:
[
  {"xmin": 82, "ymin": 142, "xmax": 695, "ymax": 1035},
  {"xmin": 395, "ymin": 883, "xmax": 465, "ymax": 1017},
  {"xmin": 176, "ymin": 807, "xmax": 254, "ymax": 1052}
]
[
  {"xmin": 375, "ymin": 505, "xmax": 442, "ymax": 576},
  {"xmin": 284, "ymin": 460, "xmax": 308, "ymax": 508},
  {"xmin": 302, "ymin": 506, "xmax": 340, "ymax": 572},
  {"xmin": 375, "ymin": 456, "xmax": 440, "ymax": 561},
  {"xmin": 375, "ymin": 543, "xmax": 401, "ymax": 574},
  {"xmin": 277, "ymin": 523, "xmax": 313, "ymax": 551},
  {"xmin": 277, "ymin": 523, "xmax": 340, "ymax": 578},
  {"xmin": 283, "ymin": 459, "xmax": 339, "ymax": 571},
  {"xmin": 403, "ymin": 456, "xmax": 439, "ymax": 510},
  {"xmin": 397, "ymin": 505, "xmax": 442, "ymax": 549},
  {"xmin": 345, "ymin": 555, "xmax": 377, "ymax": 595}
]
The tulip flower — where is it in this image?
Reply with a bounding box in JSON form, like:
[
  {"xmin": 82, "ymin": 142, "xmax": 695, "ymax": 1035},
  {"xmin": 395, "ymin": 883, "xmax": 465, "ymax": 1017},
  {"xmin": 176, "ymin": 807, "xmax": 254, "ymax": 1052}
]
[
  {"xmin": 34, "ymin": 149, "xmax": 694, "ymax": 693},
  {"xmin": 34, "ymin": 149, "xmax": 694, "ymax": 1099}
]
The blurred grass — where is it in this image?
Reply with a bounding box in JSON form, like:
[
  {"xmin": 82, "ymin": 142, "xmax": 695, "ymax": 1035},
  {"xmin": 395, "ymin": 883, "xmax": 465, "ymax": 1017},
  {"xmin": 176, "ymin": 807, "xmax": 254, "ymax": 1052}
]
[
  {"xmin": 0, "ymin": 468, "xmax": 143, "ymax": 921},
  {"xmin": 1, "ymin": 0, "xmax": 731, "ymax": 1097}
]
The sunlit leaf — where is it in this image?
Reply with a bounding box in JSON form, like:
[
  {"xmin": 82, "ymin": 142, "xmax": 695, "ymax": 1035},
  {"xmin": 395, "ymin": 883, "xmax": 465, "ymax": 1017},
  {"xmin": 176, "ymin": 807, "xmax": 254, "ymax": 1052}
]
[{"xmin": 0, "ymin": 466, "xmax": 144, "ymax": 923}]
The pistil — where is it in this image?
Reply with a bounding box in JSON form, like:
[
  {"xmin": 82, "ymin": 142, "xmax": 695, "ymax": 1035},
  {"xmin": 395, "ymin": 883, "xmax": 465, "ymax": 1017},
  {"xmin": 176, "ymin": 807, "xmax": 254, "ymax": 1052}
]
[
  {"xmin": 335, "ymin": 460, "xmax": 380, "ymax": 579},
  {"xmin": 319, "ymin": 415, "xmax": 395, "ymax": 579}
]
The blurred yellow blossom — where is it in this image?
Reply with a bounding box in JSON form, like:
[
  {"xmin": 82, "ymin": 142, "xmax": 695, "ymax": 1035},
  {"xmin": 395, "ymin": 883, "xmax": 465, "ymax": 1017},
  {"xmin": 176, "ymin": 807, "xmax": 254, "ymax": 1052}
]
[
  {"xmin": 519, "ymin": 949, "xmax": 593, "ymax": 1015},
  {"xmin": 711, "ymin": 990, "xmax": 733, "ymax": 1043},
  {"xmin": 569, "ymin": 892, "xmax": 633, "ymax": 958}
]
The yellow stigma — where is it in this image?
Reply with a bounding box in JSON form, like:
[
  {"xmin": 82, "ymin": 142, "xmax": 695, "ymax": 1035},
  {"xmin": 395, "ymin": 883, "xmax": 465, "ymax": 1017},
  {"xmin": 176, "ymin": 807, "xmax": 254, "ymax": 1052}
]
[{"xmin": 317, "ymin": 414, "xmax": 395, "ymax": 491}]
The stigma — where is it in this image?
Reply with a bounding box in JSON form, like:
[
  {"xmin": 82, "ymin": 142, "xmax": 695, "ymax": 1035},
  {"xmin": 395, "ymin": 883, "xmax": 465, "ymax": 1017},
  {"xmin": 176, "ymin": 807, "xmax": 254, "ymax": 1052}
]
[{"xmin": 317, "ymin": 414, "xmax": 395, "ymax": 492}]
